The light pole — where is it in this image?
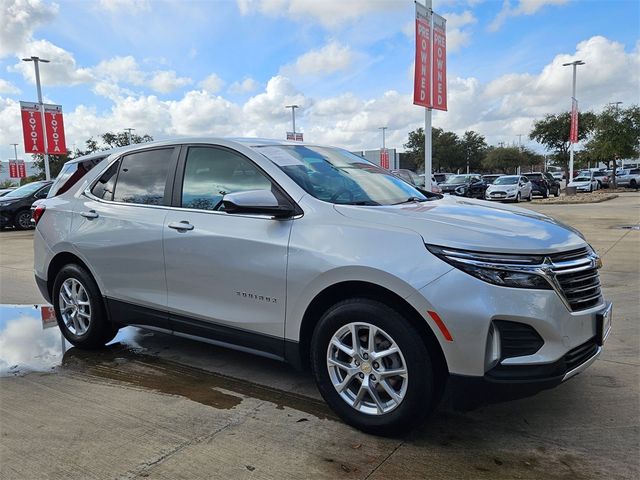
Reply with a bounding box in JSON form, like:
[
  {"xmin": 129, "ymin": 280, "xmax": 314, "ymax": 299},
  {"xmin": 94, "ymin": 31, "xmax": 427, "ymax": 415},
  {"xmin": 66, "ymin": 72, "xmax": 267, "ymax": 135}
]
[
  {"xmin": 562, "ymin": 59, "xmax": 585, "ymax": 181},
  {"xmin": 124, "ymin": 128, "xmax": 135, "ymax": 145},
  {"xmin": 607, "ymin": 101, "xmax": 623, "ymax": 187},
  {"xmin": 22, "ymin": 56, "xmax": 51, "ymax": 180},
  {"xmin": 11, "ymin": 143, "xmax": 19, "ymax": 161},
  {"xmin": 379, "ymin": 126, "xmax": 387, "ymax": 150},
  {"xmin": 285, "ymin": 105, "xmax": 299, "ymax": 135}
]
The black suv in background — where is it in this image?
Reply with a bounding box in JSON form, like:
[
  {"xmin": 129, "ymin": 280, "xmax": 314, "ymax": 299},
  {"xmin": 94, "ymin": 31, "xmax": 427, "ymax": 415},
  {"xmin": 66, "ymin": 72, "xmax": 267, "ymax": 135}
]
[
  {"xmin": 524, "ymin": 172, "xmax": 560, "ymax": 198},
  {"xmin": 0, "ymin": 181, "xmax": 52, "ymax": 230},
  {"xmin": 439, "ymin": 173, "xmax": 487, "ymax": 198}
]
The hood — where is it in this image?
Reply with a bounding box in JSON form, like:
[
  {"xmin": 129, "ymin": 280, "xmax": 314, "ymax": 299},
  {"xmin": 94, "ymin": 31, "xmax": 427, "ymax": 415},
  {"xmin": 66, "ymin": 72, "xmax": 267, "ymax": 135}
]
[
  {"xmin": 334, "ymin": 195, "xmax": 586, "ymax": 254},
  {"xmin": 487, "ymin": 183, "xmax": 517, "ymax": 191}
]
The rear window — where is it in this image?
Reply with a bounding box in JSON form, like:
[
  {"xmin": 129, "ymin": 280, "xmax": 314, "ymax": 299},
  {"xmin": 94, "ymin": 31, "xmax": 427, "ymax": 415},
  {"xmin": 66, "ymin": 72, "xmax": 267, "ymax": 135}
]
[
  {"xmin": 48, "ymin": 157, "xmax": 106, "ymax": 198},
  {"xmin": 630, "ymin": 169, "xmax": 640, "ymax": 175},
  {"xmin": 112, "ymin": 148, "xmax": 174, "ymax": 205},
  {"xmin": 524, "ymin": 173, "xmax": 542, "ymax": 179}
]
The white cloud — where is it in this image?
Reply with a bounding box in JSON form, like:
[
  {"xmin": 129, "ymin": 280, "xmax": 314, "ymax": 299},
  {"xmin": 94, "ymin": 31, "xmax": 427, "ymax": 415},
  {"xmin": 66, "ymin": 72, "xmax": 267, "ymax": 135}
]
[
  {"xmin": 200, "ymin": 73, "xmax": 225, "ymax": 93},
  {"xmin": 490, "ymin": 0, "xmax": 569, "ymax": 32},
  {"xmin": 93, "ymin": 56, "xmax": 145, "ymax": 85},
  {"xmin": 0, "ymin": 0, "xmax": 59, "ymax": 58},
  {"xmin": 148, "ymin": 70, "xmax": 192, "ymax": 94},
  {"xmin": 0, "ymin": 79, "xmax": 21, "ymax": 95},
  {"xmin": 283, "ymin": 41, "xmax": 355, "ymax": 76},
  {"xmin": 10, "ymin": 39, "xmax": 94, "ymax": 86},
  {"xmin": 402, "ymin": 11, "xmax": 477, "ymax": 54},
  {"xmin": 237, "ymin": 0, "xmax": 403, "ymax": 27},
  {"xmin": 229, "ymin": 77, "xmax": 258, "ymax": 94},
  {"xmin": 97, "ymin": 0, "xmax": 151, "ymax": 13}
]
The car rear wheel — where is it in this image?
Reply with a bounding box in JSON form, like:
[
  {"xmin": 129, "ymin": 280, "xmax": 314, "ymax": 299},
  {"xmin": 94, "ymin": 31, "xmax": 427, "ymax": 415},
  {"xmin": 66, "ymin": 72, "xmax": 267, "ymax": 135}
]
[
  {"xmin": 542, "ymin": 188, "xmax": 548, "ymax": 199},
  {"xmin": 311, "ymin": 298, "xmax": 435, "ymax": 435},
  {"xmin": 13, "ymin": 209, "xmax": 33, "ymax": 230},
  {"xmin": 631, "ymin": 179, "xmax": 638, "ymax": 190},
  {"xmin": 515, "ymin": 193, "xmax": 521, "ymax": 203},
  {"xmin": 53, "ymin": 264, "xmax": 118, "ymax": 349},
  {"xmin": 554, "ymin": 187, "xmax": 560, "ymax": 197}
]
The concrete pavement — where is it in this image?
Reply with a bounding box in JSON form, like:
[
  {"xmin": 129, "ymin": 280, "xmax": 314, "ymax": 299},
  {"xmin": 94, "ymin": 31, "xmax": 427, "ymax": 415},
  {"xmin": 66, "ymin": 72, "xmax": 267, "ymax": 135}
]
[{"xmin": 1, "ymin": 193, "xmax": 638, "ymax": 479}]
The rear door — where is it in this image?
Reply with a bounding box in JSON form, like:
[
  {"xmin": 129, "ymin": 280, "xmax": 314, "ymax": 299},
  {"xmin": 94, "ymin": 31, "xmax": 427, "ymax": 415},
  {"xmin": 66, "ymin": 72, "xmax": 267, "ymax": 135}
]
[
  {"xmin": 163, "ymin": 145, "xmax": 292, "ymax": 355},
  {"xmin": 73, "ymin": 146, "xmax": 179, "ymax": 328}
]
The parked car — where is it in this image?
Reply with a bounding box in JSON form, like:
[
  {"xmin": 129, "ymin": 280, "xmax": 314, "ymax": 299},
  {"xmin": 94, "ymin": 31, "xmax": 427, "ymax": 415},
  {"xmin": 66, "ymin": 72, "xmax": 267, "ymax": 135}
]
[
  {"xmin": 616, "ymin": 168, "xmax": 640, "ymax": 190},
  {"xmin": 438, "ymin": 174, "xmax": 487, "ymax": 198},
  {"xmin": 550, "ymin": 171, "xmax": 564, "ymax": 181},
  {"xmin": 523, "ymin": 172, "xmax": 559, "ymax": 198},
  {"xmin": 34, "ymin": 138, "xmax": 611, "ymax": 435},
  {"xmin": 0, "ymin": 187, "xmax": 16, "ymax": 197},
  {"xmin": 591, "ymin": 170, "xmax": 610, "ymax": 189},
  {"xmin": 418, "ymin": 174, "xmax": 443, "ymax": 194},
  {"xmin": 481, "ymin": 174, "xmax": 502, "ymax": 185},
  {"xmin": 485, "ymin": 175, "xmax": 532, "ymax": 202},
  {"xmin": 568, "ymin": 175, "xmax": 598, "ymax": 192},
  {"xmin": 391, "ymin": 169, "xmax": 422, "ymax": 187},
  {"xmin": 433, "ymin": 172, "xmax": 453, "ymax": 184},
  {"xmin": 0, "ymin": 181, "xmax": 52, "ymax": 229}
]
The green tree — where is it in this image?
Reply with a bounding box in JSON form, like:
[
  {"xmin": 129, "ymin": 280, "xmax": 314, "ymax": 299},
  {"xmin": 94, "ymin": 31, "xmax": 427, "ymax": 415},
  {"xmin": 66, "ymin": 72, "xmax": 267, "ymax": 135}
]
[
  {"xmin": 432, "ymin": 128, "xmax": 464, "ymax": 172},
  {"xmin": 460, "ymin": 130, "xmax": 487, "ymax": 172},
  {"xmin": 482, "ymin": 146, "xmax": 522, "ymax": 173},
  {"xmin": 403, "ymin": 127, "xmax": 425, "ymax": 171},
  {"xmin": 529, "ymin": 111, "xmax": 597, "ymax": 179},
  {"xmin": 0, "ymin": 179, "xmax": 15, "ymax": 188}
]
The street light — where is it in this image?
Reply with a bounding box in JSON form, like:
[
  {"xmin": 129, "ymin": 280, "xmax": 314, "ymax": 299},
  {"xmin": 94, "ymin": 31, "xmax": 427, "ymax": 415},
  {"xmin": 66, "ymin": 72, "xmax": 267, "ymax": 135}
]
[
  {"xmin": 22, "ymin": 56, "xmax": 51, "ymax": 180},
  {"xmin": 285, "ymin": 105, "xmax": 299, "ymax": 135},
  {"xmin": 562, "ymin": 59, "xmax": 585, "ymax": 180},
  {"xmin": 379, "ymin": 126, "xmax": 387, "ymax": 150},
  {"xmin": 124, "ymin": 128, "xmax": 135, "ymax": 145}
]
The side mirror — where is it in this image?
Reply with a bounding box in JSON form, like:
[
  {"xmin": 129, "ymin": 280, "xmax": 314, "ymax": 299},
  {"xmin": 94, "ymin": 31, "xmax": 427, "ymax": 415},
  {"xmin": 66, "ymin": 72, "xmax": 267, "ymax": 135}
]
[{"xmin": 222, "ymin": 190, "xmax": 295, "ymax": 218}]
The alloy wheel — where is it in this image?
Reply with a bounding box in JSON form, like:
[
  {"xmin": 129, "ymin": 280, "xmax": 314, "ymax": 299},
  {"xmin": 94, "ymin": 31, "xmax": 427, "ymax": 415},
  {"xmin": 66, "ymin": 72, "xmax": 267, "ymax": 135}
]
[
  {"xmin": 327, "ymin": 322, "xmax": 408, "ymax": 415},
  {"xmin": 58, "ymin": 278, "xmax": 92, "ymax": 335},
  {"xmin": 17, "ymin": 211, "xmax": 32, "ymax": 229}
]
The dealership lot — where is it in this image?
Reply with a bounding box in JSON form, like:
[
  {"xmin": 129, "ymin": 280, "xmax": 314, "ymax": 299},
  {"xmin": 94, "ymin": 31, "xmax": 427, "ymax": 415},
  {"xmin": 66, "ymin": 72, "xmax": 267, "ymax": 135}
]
[{"xmin": 1, "ymin": 193, "xmax": 638, "ymax": 479}]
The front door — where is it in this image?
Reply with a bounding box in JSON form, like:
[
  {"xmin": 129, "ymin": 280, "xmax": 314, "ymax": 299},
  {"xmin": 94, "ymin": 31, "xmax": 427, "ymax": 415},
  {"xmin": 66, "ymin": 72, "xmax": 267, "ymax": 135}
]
[{"xmin": 163, "ymin": 145, "xmax": 292, "ymax": 356}]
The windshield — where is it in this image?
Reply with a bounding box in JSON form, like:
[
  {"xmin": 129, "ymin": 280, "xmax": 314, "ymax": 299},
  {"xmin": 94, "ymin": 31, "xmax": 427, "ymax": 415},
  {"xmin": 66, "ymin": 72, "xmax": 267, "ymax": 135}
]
[
  {"xmin": 444, "ymin": 175, "xmax": 470, "ymax": 184},
  {"xmin": 2, "ymin": 182, "xmax": 45, "ymax": 199},
  {"xmin": 574, "ymin": 177, "xmax": 590, "ymax": 181},
  {"xmin": 257, "ymin": 145, "xmax": 428, "ymax": 205},
  {"xmin": 493, "ymin": 176, "xmax": 518, "ymax": 185}
]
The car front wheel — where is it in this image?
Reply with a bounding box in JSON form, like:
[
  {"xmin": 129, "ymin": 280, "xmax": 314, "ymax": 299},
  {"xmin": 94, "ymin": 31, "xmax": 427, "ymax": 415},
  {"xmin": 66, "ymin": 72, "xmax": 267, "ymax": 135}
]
[
  {"xmin": 311, "ymin": 298, "xmax": 435, "ymax": 435},
  {"xmin": 14, "ymin": 210, "xmax": 33, "ymax": 230},
  {"xmin": 53, "ymin": 264, "xmax": 118, "ymax": 349}
]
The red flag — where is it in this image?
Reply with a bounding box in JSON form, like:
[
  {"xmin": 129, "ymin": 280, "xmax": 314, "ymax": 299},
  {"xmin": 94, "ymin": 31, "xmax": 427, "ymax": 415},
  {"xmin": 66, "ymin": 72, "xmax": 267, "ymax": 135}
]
[
  {"xmin": 9, "ymin": 160, "xmax": 17, "ymax": 178},
  {"xmin": 20, "ymin": 101, "xmax": 45, "ymax": 154},
  {"xmin": 413, "ymin": 3, "xmax": 432, "ymax": 107},
  {"xmin": 380, "ymin": 149, "xmax": 390, "ymax": 169},
  {"xmin": 432, "ymin": 14, "xmax": 447, "ymax": 111},
  {"xmin": 17, "ymin": 161, "xmax": 26, "ymax": 178},
  {"xmin": 569, "ymin": 98, "xmax": 579, "ymax": 143},
  {"xmin": 44, "ymin": 104, "xmax": 67, "ymax": 154}
]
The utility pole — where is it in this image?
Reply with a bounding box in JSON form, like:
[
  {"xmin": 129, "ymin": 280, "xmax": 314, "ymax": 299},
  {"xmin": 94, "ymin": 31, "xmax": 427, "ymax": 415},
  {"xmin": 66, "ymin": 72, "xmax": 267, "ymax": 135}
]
[
  {"xmin": 285, "ymin": 105, "xmax": 299, "ymax": 134},
  {"xmin": 124, "ymin": 128, "xmax": 135, "ymax": 145},
  {"xmin": 22, "ymin": 56, "xmax": 51, "ymax": 180},
  {"xmin": 562, "ymin": 60, "xmax": 585, "ymax": 181},
  {"xmin": 379, "ymin": 126, "xmax": 387, "ymax": 150},
  {"xmin": 607, "ymin": 101, "xmax": 623, "ymax": 188},
  {"xmin": 11, "ymin": 143, "xmax": 19, "ymax": 161}
]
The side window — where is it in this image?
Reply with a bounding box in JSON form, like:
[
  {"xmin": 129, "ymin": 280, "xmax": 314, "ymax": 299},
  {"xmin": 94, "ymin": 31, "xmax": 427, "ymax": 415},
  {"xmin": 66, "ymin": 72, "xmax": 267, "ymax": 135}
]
[
  {"xmin": 35, "ymin": 185, "xmax": 51, "ymax": 198},
  {"xmin": 181, "ymin": 147, "xmax": 273, "ymax": 211},
  {"xmin": 91, "ymin": 160, "xmax": 120, "ymax": 200},
  {"xmin": 113, "ymin": 149, "xmax": 173, "ymax": 205}
]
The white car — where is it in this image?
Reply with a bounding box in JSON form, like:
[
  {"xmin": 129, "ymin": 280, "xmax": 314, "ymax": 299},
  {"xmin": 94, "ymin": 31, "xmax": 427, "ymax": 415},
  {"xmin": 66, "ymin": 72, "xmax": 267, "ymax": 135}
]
[
  {"xmin": 33, "ymin": 138, "xmax": 611, "ymax": 435},
  {"xmin": 569, "ymin": 175, "xmax": 598, "ymax": 192},
  {"xmin": 485, "ymin": 175, "xmax": 533, "ymax": 202}
]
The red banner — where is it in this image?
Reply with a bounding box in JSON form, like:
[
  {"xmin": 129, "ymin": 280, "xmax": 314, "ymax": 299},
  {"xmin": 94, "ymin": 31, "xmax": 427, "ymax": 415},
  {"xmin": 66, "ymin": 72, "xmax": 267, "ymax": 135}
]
[
  {"xmin": 8, "ymin": 160, "xmax": 26, "ymax": 178},
  {"xmin": 286, "ymin": 132, "xmax": 303, "ymax": 141},
  {"xmin": 17, "ymin": 161, "xmax": 26, "ymax": 178},
  {"xmin": 380, "ymin": 149, "xmax": 390, "ymax": 169},
  {"xmin": 20, "ymin": 101, "xmax": 45, "ymax": 154},
  {"xmin": 44, "ymin": 104, "xmax": 67, "ymax": 154},
  {"xmin": 432, "ymin": 13, "xmax": 447, "ymax": 111},
  {"xmin": 569, "ymin": 98, "xmax": 579, "ymax": 143},
  {"xmin": 413, "ymin": 3, "xmax": 432, "ymax": 107}
]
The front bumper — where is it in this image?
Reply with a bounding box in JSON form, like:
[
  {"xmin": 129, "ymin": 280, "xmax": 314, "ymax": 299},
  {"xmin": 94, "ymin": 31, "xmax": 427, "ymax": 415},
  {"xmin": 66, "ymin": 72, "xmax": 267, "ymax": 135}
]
[
  {"xmin": 486, "ymin": 190, "xmax": 518, "ymax": 200},
  {"xmin": 407, "ymin": 267, "xmax": 609, "ymax": 382}
]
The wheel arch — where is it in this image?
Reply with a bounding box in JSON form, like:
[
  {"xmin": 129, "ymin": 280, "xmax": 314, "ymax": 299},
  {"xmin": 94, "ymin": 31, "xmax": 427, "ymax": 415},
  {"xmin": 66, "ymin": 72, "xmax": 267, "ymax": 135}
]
[
  {"xmin": 47, "ymin": 251, "xmax": 98, "ymax": 300},
  {"xmin": 292, "ymin": 281, "xmax": 448, "ymax": 385}
]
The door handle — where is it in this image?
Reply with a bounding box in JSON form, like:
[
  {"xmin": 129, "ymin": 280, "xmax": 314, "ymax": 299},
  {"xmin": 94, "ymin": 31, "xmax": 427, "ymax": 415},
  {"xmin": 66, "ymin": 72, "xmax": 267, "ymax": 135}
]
[
  {"xmin": 80, "ymin": 210, "xmax": 99, "ymax": 219},
  {"xmin": 168, "ymin": 221, "xmax": 194, "ymax": 231}
]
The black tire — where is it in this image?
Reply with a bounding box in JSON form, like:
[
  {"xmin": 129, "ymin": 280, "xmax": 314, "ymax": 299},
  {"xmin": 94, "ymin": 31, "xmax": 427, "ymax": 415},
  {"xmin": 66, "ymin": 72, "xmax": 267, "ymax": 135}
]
[
  {"xmin": 52, "ymin": 264, "xmax": 118, "ymax": 349},
  {"xmin": 310, "ymin": 298, "xmax": 435, "ymax": 436},
  {"xmin": 631, "ymin": 179, "xmax": 638, "ymax": 190},
  {"xmin": 515, "ymin": 193, "xmax": 521, "ymax": 203},
  {"xmin": 542, "ymin": 188, "xmax": 548, "ymax": 199},
  {"xmin": 554, "ymin": 187, "xmax": 560, "ymax": 197},
  {"xmin": 13, "ymin": 209, "xmax": 33, "ymax": 230}
]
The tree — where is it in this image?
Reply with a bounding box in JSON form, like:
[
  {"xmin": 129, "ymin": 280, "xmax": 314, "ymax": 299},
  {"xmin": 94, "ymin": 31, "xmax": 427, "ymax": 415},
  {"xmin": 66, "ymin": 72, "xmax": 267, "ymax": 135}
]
[
  {"xmin": 432, "ymin": 128, "xmax": 464, "ymax": 172},
  {"xmin": 460, "ymin": 130, "xmax": 487, "ymax": 172},
  {"xmin": 482, "ymin": 146, "xmax": 522, "ymax": 173},
  {"xmin": 403, "ymin": 127, "xmax": 425, "ymax": 171},
  {"xmin": 529, "ymin": 111, "xmax": 597, "ymax": 178}
]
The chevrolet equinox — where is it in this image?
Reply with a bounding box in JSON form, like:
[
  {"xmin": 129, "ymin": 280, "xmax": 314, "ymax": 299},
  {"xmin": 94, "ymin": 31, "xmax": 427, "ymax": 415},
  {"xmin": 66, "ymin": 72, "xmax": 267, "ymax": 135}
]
[{"xmin": 33, "ymin": 138, "xmax": 612, "ymax": 434}]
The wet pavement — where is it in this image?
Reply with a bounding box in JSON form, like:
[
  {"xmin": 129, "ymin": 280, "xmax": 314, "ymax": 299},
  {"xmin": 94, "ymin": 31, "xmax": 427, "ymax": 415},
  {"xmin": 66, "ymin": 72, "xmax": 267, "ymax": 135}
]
[{"xmin": 1, "ymin": 193, "xmax": 639, "ymax": 479}]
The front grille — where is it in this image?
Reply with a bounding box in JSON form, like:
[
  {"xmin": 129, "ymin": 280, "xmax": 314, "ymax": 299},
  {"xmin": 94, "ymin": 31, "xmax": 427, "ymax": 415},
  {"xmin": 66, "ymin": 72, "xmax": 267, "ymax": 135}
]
[
  {"xmin": 549, "ymin": 247, "xmax": 602, "ymax": 311},
  {"xmin": 494, "ymin": 320, "xmax": 544, "ymax": 359},
  {"xmin": 565, "ymin": 337, "xmax": 599, "ymax": 371}
]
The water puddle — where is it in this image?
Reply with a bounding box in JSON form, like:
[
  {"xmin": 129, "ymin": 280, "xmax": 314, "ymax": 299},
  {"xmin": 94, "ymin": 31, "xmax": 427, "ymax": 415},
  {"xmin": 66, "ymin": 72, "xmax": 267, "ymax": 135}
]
[{"xmin": 0, "ymin": 304, "xmax": 332, "ymax": 420}]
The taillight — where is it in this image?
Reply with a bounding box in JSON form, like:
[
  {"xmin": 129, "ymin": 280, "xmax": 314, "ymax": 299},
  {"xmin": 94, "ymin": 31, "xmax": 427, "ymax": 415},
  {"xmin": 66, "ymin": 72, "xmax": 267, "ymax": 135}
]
[{"xmin": 32, "ymin": 205, "xmax": 46, "ymax": 226}]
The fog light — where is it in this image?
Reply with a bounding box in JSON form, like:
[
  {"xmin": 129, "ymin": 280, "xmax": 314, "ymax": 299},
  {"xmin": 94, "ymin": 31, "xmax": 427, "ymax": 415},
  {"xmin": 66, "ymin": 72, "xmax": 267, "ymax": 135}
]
[{"xmin": 485, "ymin": 323, "xmax": 501, "ymax": 371}]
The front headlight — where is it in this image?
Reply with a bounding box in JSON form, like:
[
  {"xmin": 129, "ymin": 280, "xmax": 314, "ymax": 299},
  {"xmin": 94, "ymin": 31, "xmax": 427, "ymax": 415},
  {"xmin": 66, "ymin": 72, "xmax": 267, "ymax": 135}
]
[
  {"xmin": 426, "ymin": 245, "xmax": 552, "ymax": 289},
  {"xmin": 454, "ymin": 186, "xmax": 467, "ymax": 195}
]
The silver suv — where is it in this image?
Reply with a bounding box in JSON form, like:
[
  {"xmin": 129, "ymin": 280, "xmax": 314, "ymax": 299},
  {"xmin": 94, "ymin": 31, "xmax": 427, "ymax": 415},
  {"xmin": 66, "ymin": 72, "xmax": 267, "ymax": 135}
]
[{"xmin": 33, "ymin": 138, "xmax": 612, "ymax": 434}]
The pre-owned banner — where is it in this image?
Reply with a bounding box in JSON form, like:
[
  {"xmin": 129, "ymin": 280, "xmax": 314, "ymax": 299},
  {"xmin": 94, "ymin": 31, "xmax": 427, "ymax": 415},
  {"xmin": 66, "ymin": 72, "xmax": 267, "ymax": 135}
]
[
  {"xmin": 380, "ymin": 149, "xmax": 390, "ymax": 169},
  {"xmin": 20, "ymin": 101, "xmax": 45, "ymax": 154},
  {"xmin": 569, "ymin": 98, "xmax": 579, "ymax": 143},
  {"xmin": 413, "ymin": 3, "xmax": 432, "ymax": 107},
  {"xmin": 44, "ymin": 104, "xmax": 67, "ymax": 154},
  {"xmin": 8, "ymin": 160, "xmax": 26, "ymax": 178},
  {"xmin": 432, "ymin": 13, "xmax": 447, "ymax": 111}
]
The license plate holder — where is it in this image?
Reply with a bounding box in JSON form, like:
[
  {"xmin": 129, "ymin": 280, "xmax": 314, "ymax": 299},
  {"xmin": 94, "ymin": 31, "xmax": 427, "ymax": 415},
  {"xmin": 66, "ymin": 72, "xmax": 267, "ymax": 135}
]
[{"xmin": 596, "ymin": 302, "xmax": 612, "ymax": 346}]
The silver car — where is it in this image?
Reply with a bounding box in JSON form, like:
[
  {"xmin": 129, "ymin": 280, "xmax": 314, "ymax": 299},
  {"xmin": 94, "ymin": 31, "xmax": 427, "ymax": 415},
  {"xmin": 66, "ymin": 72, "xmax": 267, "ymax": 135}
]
[
  {"xmin": 485, "ymin": 175, "xmax": 533, "ymax": 202},
  {"xmin": 33, "ymin": 138, "xmax": 612, "ymax": 435}
]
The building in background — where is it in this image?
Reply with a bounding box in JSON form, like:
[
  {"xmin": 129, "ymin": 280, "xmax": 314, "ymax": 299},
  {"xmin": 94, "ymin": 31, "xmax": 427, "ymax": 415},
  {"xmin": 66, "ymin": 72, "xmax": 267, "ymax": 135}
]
[{"xmin": 351, "ymin": 149, "xmax": 399, "ymax": 170}]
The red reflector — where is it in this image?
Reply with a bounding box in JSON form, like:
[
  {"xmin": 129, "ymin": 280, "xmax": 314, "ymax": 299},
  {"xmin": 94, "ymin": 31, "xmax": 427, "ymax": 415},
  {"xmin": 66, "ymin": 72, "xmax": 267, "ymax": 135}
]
[
  {"xmin": 427, "ymin": 310, "xmax": 453, "ymax": 342},
  {"xmin": 32, "ymin": 205, "xmax": 46, "ymax": 226}
]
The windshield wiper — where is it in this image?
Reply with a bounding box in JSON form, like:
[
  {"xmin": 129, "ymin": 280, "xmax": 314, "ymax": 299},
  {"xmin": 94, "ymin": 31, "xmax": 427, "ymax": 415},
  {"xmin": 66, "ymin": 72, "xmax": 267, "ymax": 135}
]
[{"xmin": 392, "ymin": 197, "xmax": 427, "ymax": 205}]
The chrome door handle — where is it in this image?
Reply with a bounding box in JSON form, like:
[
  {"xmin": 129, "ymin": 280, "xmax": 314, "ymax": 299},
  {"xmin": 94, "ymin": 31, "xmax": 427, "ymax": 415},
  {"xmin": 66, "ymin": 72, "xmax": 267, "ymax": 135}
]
[
  {"xmin": 168, "ymin": 221, "xmax": 194, "ymax": 231},
  {"xmin": 80, "ymin": 210, "xmax": 99, "ymax": 219}
]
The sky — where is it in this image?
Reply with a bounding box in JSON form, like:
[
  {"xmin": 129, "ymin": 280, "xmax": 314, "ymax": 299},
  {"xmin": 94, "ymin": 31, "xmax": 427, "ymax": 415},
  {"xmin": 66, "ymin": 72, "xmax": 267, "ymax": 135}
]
[{"xmin": 0, "ymin": 0, "xmax": 639, "ymax": 164}]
